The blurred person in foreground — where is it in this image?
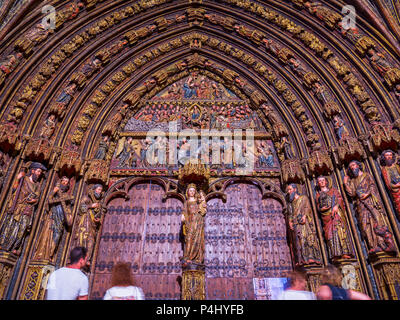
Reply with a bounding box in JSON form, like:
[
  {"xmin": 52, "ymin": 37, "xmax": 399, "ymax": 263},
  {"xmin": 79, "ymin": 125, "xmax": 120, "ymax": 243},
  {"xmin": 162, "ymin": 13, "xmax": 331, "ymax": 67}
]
[
  {"xmin": 103, "ymin": 262, "xmax": 145, "ymax": 300},
  {"xmin": 317, "ymin": 265, "xmax": 371, "ymax": 300},
  {"xmin": 278, "ymin": 269, "xmax": 316, "ymax": 300}
]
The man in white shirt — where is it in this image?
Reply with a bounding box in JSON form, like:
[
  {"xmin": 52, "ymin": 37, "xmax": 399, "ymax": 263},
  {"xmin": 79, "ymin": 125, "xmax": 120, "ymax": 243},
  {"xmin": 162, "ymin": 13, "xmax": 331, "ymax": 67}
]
[
  {"xmin": 278, "ymin": 270, "xmax": 316, "ymax": 300},
  {"xmin": 46, "ymin": 246, "xmax": 89, "ymax": 300}
]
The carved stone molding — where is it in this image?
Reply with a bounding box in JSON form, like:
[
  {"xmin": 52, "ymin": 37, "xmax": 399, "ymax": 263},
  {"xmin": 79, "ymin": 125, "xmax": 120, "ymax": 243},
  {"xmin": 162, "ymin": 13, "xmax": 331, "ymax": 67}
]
[{"xmin": 281, "ymin": 159, "xmax": 306, "ymax": 184}]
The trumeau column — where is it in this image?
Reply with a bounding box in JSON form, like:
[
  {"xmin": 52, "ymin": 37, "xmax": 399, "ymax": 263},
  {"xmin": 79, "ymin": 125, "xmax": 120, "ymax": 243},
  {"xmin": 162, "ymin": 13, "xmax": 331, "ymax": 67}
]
[{"xmin": 179, "ymin": 162, "xmax": 209, "ymax": 300}]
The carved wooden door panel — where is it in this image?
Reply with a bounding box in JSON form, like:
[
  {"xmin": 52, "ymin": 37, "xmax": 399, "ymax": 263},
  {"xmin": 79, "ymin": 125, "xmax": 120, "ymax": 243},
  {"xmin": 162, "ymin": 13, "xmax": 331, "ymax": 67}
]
[
  {"xmin": 91, "ymin": 180, "xmax": 291, "ymax": 300},
  {"xmin": 90, "ymin": 181, "xmax": 183, "ymax": 300},
  {"xmin": 205, "ymin": 183, "xmax": 292, "ymax": 300}
]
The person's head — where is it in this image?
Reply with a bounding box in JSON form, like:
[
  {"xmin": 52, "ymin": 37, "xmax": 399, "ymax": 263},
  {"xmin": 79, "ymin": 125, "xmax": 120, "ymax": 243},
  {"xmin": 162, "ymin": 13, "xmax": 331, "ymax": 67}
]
[
  {"xmin": 187, "ymin": 186, "xmax": 196, "ymax": 198},
  {"xmin": 288, "ymin": 270, "xmax": 308, "ymax": 291},
  {"xmin": 317, "ymin": 176, "xmax": 329, "ymax": 190},
  {"xmin": 286, "ymin": 184, "xmax": 299, "ymax": 202},
  {"xmin": 348, "ymin": 161, "xmax": 362, "ymax": 178},
  {"xmin": 59, "ymin": 176, "xmax": 70, "ymax": 192},
  {"xmin": 381, "ymin": 150, "xmax": 396, "ymax": 166},
  {"xmin": 93, "ymin": 184, "xmax": 103, "ymax": 198},
  {"xmin": 29, "ymin": 162, "xmax": 47, "ymax": 182},
  {"xmin": 69, "ymin": 247, "xmax": 88, "ymax": 268},
  {"xmin": 320, "ymin": 265, "xmax": 342, "ymax": 287},
  {"xmin": 110, "ymin": 262, "xmax": 135, "ymax": 287}
]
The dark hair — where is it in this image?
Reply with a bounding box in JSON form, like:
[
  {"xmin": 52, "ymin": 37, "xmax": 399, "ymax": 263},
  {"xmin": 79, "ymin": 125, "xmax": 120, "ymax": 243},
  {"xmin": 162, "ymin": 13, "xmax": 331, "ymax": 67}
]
[
  {"xmin": 110, "ymin": 262, "xmax": 135, "ymax": 287},
  {"xmin": 69, "ymin": 246, "xmax": 87, "ymax": 264},
  {"xmin": 288, "ymin": 269, "xmax": 307, "ymax": 286},
  {"xmin": 321, "ymin": 265, "xmax": 342, "ymax": 287}
]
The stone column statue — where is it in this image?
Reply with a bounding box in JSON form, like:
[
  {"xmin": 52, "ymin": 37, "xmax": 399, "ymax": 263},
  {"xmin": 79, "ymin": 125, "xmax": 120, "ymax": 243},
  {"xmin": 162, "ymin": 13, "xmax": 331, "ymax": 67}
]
[
  {"xmin": 315, "ymin": 176, "xmax": 355, "ymax": 261},
  {"xmin": 286, "ymin": 183, "xmax": 322, "ymax": 266},
  {"xmin": 0, "ymin": 162, "xmax": 47, "ymax": 255},
  {"xmin": 380, "ymin": 150, "xmax": 400, "ymax": 221},
  {"xmin": 344, "ymin": 160, "xmax": 397, "ymax": 254},
  {"xmin": 73, "ymin": 184, "xmax": 105, "ymax": 263},
  {"xmin": 32, "ymin": 176, "xmax": 73, "ymax": 263}
]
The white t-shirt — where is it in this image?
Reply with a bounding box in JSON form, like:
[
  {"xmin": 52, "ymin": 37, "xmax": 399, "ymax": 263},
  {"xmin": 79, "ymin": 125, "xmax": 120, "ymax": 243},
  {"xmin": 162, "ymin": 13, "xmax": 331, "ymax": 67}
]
[
  {"xmin": 103, "ymin": 286, "xmax": 145, "ymax": 300},
  {"xmin": 46, "ymin": 267, "xmax": 89, "ymax": 300},
  {"xmin": 278, "ymin": 289, "xmax": 316, "ymax": 300}
]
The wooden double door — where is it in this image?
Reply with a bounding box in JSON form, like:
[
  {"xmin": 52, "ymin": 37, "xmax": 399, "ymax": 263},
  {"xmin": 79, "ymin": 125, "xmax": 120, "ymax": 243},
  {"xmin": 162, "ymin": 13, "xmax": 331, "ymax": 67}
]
[{"xmin": 90, "ymin": 180, "xmax": 292, "ymax": 300}]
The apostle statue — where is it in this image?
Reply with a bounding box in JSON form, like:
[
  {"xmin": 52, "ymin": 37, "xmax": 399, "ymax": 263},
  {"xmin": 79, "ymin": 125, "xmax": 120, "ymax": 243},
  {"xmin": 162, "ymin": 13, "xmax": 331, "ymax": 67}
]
[
  {"xmin": 380, "ymin": 150, "xmax": 400, "ymax": 221},
  {"xmin": 71, "ymin": 185, "xmax": 105, "ymax": 264},
  {"xmin": 32, "ymin": 176, "xmax": 73, "ymax": 263},
  {"xmin": 0, "ymin": 162, "xmax": 47, "ymax": 255},
  {"xmin": 286, "ymin": 184, "xmax": 322, "ymax": 266},
  {"xmin": 73, "ymin": 194, "xmax": 102, "ymax": 263},
  {"xmin": 315, "ymin": 176, "xmax": 354, "ymax": 261},
  {"xmin": 181, "ymin": 184, "xmax": 207, "ymax": 266},
  {"xmin": 344, "ymin": 160, "xmax": 397, "ymax": 254}
]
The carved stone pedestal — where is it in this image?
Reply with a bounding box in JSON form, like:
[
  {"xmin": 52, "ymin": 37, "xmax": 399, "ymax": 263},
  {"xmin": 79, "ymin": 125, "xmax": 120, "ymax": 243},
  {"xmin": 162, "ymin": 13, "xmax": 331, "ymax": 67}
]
[
  {"xmin": 370, "ymin": 253, "xmax": 400, "ymax": 300},
  {"xmin": 19, "ymin": 263, "xmax": 54, "ymax": 300},
  {"xmin": 0, "ymin": 251, "xmax": 18, "ymax": 299},
  {"xmin": 302, "ymin": 265, "xmax": 324, "ymax": 293},
  {"xmin": 333, "ymin": 259, "xmax": 365, "ymax": 293},
  {"xmin": 182, "ymin": 264, "xmax": 205, "ymax": 300}
]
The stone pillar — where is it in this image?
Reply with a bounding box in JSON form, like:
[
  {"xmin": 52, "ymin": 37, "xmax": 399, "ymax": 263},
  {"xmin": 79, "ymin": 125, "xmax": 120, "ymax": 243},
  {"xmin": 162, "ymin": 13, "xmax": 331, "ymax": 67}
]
[
  {"xmin": 0, "ymin": 252, "xmax": 18, "ymax": 299},
  {"xmin": 370, "ymin": 253, "xmax": 400, "ymax": 300},
  {"xmin": 19, "ymin": 263, "xmax": 54, "ymax": 300}
]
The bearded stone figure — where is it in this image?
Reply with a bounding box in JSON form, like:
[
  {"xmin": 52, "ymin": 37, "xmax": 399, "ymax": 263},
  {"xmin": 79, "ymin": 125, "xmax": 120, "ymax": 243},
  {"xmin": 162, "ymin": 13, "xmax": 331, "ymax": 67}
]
[
  {"xmin": 380, "ymin": 150, "xmax": 400, "ymax": 221},
  {"xmin": 32, "ymin": 176, "xmax": 73, "ymax": 263},
  {"xmin": 286, "ymin": 184, "xmax": 322, "ymax": 266},
  {"xmin": 73, "ymin": 184, "xmax": 105, "ymax": 262},
  {"xmin": 344, "ymin": 160, "xmax": 397, "ymax": 254},
  {"xmin": 0, "ymin": 162, "xmax": 47, "ymax": 255},
  {"xmin": 181, "ymin": 184, "xmax": 207, "ymax": 266},
  {"xmin": 315, "ymin": 176, "xmax": 354, "ymax": 261}
]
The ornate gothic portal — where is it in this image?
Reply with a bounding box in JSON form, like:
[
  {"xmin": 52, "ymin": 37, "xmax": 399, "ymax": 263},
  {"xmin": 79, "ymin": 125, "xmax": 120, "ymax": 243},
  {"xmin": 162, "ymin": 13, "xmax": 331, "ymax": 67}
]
[{"xmin": 1, "ymin": 0, "xmax": 400, "ymax": 301}]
